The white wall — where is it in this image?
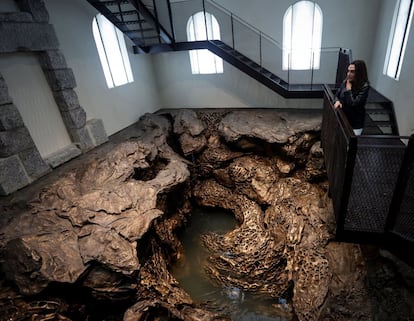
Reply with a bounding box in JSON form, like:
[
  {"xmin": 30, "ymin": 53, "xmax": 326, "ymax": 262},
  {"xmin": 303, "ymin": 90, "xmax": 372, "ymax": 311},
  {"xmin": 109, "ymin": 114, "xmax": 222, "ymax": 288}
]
[
  {"xmin": 44, "ymin": 0, "xmax": 161, "ymax": 136},
  {"xmin": 156, "ymin": 0, "xmax": 383, "ymax": 111},
  {"xmin": 5, "ymin": 0, "xmax": 412, "ymax": 140},
  {"xmin": 212, "ymin": 0, "xmax": 381, "ymax": 64},
  {"xmin": 370, "ymin": 0, "xmax": 414, "ymax": 136},
  {"xmin": 0, "ymin": 53, "xmax": 72, "ymax": 157},
  {"xmin": 153, "ymin": 51, "xmax": 321, "ymax": 109}
]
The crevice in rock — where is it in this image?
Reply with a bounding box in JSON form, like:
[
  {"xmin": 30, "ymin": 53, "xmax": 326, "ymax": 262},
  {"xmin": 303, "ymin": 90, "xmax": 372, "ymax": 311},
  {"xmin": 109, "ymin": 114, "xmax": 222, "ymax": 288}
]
[{"xmin": 131, "ymin": 156, "xmax": 170, "ymax": 181}]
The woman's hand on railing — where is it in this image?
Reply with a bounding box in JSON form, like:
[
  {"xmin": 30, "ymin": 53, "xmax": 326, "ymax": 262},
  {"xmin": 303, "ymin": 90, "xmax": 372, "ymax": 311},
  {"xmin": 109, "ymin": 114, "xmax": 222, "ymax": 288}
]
[{"xmin": 334, "ymin": 100, "xmax": 342, "ymax": 109}]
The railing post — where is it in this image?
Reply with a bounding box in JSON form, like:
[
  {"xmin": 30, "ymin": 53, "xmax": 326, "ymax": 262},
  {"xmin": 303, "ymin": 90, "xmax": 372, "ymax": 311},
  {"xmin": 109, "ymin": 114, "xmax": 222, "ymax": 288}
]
[
  {"xmin": 117, "ymin": 2, "xmax": 124, "ymax": 23},
  {"xmin": 336, "ymin": 135, "xmax": 358, "ymax": 240},
  {"xmin": 202, "ymin": 0, "xmax": 208, "ymax": 40},
  {"xmin": 137, "ymin": 0, "xmax": 145, "ymax": 44},
  {"xmin": 310, "ymin": 51, "xmax": 315, "ymax": 89},
  {"xmin": 166, "ymin": 0, "xmax": 175, "ymax": 43},
  {"xmin": 231, "ymin": 13, "xmax": 235, "ymax": 49},
  {"xmin": 287, "ymin": 52, "xmax": 290, "ymax": 88},
  {"xmin": 259, "ymin": 31, "xmax": 262, "ymax": 69},
  {"xmin": 152, "ymin": 0, "xmax": 161, "ymax": 43},
  {"xmin": 385, "ymin": 135, "xmax": 414, "ymax": 232}
]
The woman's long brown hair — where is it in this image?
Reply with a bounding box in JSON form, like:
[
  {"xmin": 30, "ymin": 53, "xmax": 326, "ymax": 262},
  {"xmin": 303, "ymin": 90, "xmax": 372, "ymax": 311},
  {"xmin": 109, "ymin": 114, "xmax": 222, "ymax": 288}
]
[{"xmin": 350, "ymin": 60, "xmax": 369, "ymax": 90}]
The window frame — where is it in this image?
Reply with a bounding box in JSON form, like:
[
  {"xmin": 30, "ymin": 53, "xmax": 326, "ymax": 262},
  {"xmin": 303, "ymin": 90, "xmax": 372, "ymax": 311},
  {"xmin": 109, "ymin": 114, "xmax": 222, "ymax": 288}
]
[
  {"xmin": 92, "ymin": 13, "xmax": 134, "ymax": 88},
  {"xmin": 383, "ymin": 0, "xmax": 414, "ymax": 80},
  {"xmin": 283, "ymin": 1, "xmax": 323, "ymax": 71},
  {"xmin": 186, "ymin": 11, "xmax": 223, "ymax": 75}
]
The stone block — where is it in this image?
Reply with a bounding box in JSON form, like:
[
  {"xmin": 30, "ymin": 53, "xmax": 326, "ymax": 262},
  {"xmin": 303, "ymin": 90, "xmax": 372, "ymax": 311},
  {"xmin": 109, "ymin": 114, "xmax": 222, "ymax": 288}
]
[
  {"xmin": 52, "ymin": 89, "xmax": 80, "ymax": 111},
  {"xmin": 44, "ymin": 143, "xmax": 81, "ymax": 168},
  {"xmin": 68, "ymin": 127, "xmax": 95, "ymax": 152},
  {"xmin": 0, "ymin": 155, "xmax": 30, "ymax": 195},
  {"xmin": 0, "ymin": 104, "xmax": 24, "ymax": 130},
  {"xmin": 0, "ymin": 12, "xmax": 33, "ymax": 22},
  {"xmin": 44, "ymin": 68, "xmax": 76, "ymax": 91},
  {"xmin": 0, "ymin": 22, "xmax": 59, "ymax": 53},
  {"xmin": 61, "ymin": 107, "xmax": 86, "ymax": 129},
  {"xmin": 0, "ymin": 127, "xmax": 35, "ymax": 157},
  {"xmin": 18, "ymin": 147, "xmax": 50, "ymax": 179},
  {"xmin": 86, "ymin": 119, "xmax": 108, "ymax": 146},
  {"xmin": 38, "ymin": 50, "xmax": 67, "ymax": 70},
  {"xmin": 15, "ymin": 0, "xmax": 49, "ymax": 23},
  {"xmin": 174, "ymin": 109, "xmax": 205, "ymax": 136},
  {"xmin": 0, "ymin": 75, "xmax": 12, "ymax": 105}
]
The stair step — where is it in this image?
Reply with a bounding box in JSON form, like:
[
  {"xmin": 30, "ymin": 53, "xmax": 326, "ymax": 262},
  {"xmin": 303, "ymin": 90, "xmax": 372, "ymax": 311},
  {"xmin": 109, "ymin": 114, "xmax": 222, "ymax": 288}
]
[
  {"xmin": 366, "ymin": 109, "xmax": 393, "ymax": 114},
  {"xmin": 215, "ymin": 42, "xmax": 231, "ymax": 49},
  {"xmin": 126, "ymin": 27, "xmax": 156, "ymax": 32},
  {"xmin": 365, "ymin": 121, "xmax": 394, "ymax": 127},
  {"xmin": 246, "ymin": 61, "xmax": 260, "ymax": 68},
  {"xmin": 118, "ymin": 20, "xmax": 147, "ymax": 25},
  {"xmin": 140, "ymin": 35, "xmax": 160, "ymax": 40},
  {"xmin": 114, "ymin": 10, "xmax": 138, "ymax": 16},
  {"xmin": 368, "ymin": 114, "xmax": 390, "ymax": 121},
  {"xmin": 97, "ymin": 0, "xmax": 129, "ymax": 6}
]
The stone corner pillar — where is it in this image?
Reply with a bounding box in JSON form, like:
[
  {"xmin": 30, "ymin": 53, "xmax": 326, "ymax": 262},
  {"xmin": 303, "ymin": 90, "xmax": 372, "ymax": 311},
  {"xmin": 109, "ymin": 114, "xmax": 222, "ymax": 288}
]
[
  {"xmin": 38, "ymin": 50, "xmax": 109, "ymax": 153},
  {"xmin": 68, "ymin": 118, "xmax": 108, "ymax": 152},
  {"xmin": 0, "ymin": 155, "xmax": 30, "ymax": 196},
  {"xmin": 15, "ymin": 0, "xmax": 49, "ymax": 23}
]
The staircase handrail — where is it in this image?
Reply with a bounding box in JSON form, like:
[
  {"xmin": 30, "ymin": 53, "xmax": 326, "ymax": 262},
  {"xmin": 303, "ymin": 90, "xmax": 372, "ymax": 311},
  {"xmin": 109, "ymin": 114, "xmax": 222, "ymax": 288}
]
[
  {"xmin": 205, "ymin": 0, "xmax": 344, "ymax": 54},
  {"xmin": 205, "ymin": 0, "xmax": 281, "ymax": 49}
]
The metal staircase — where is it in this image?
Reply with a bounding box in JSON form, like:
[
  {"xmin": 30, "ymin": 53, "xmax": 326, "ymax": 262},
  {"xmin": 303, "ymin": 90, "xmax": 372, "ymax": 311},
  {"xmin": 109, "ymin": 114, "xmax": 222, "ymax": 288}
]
[
  {"xmin": 364, "ymin": 89, "xmax": 399, "ymax": 135},
  {"xmin": 86, "ymin": 0, "xmax": 330, "ymax": 98},
  {"xmin": 85, "ymin": 0, "xmax": 399, "ymax": 132},
  {"xmin": 86, "ymin": 0, "xmax": 174, "ymax": 53},
  {"xmin": 166, "ymin": 40, "xmax": 324, "ymax": 98}
]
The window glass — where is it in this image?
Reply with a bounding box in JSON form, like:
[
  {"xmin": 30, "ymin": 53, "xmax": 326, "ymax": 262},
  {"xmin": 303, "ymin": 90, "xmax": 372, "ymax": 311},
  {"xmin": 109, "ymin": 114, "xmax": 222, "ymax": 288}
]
[
  {"xmin": 92, "ymin": 14, "xmax": 134, "ymax": 88},
  {"xmin": 283, "ymin": 1, "xmax": 323, "ymax": 70},
  {"xmin": 187, "ymin": 12, "xmax": 223, "ymax": 74},
  {"xmin": 384, "ymin": 0, "xmax": 414, "ymax": 80}
]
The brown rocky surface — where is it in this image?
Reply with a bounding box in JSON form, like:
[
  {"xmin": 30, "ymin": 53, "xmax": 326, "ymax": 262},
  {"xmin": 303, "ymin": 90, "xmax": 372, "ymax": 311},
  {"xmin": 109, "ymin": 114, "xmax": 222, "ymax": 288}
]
[
  {"xmin": 218, "ymin": 109, "xmax": 321, "ymax": 144},
  {"xmin": 0, "ymin": 109, "xmax": 413, "ymax": 321}
]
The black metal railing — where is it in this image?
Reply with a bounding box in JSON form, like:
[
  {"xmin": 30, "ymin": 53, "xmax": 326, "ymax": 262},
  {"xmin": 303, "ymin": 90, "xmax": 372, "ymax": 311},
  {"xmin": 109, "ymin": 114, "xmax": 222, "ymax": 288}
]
[
  {"xmin": 88, "ymin": 0, "xmax": 351, "ymax": 89},
  {"xmin": 321, "ymin": 85, "xmax": 414, "ymax": 250}
]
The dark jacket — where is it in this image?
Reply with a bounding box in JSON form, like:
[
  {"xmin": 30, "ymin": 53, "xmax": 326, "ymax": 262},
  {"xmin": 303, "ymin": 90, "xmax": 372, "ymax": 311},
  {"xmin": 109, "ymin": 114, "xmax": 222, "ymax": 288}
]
[{"xmin": 334, "ymin": 81, "xmax": 370, "ymax": 129}]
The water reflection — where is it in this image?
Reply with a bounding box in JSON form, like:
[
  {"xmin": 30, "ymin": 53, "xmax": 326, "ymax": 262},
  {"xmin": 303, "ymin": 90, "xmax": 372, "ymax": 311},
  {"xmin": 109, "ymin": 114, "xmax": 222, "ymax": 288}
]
[{"xmin": 172, "ymin": 207, "xmax": 289, "ymax": 321}]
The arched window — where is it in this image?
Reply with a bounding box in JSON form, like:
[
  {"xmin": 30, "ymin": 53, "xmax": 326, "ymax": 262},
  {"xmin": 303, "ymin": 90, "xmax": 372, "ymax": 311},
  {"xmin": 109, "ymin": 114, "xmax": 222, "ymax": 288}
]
[
  {"xmin": 384, "ymin": 0, "xmax": 414, "ymax": 80},
  {"xmin": 283, "ymin": 1, "xmax": 323, "ymax": 70},
  {"xmin": 186, "ymin": 11, "xmax": 223, "ymax": 74},
  {"xmin": 92, "ymin": 13, "xmax": 134, "ymax": 88}
]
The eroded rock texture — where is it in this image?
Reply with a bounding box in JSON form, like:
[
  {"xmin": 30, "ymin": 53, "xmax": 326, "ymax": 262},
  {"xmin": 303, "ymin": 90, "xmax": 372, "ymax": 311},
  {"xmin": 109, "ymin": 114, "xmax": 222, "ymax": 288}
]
[
  {"xmin": 1, "ymin": 109, "xmax": 407, "ymax": 321},
  {"xmin": 187, "ymin": 110, "xmax": 336, "ymax": 321},
  {"xmin": 0, "ymin": 113, "xmax": 219, "ymax": 320}
]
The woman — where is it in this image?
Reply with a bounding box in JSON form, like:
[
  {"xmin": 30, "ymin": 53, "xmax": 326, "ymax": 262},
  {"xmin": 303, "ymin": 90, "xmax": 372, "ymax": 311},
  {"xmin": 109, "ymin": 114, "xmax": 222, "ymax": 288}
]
[{"xmin": 334, "ymin": 60, "xmax": 370, "ymax": 135}]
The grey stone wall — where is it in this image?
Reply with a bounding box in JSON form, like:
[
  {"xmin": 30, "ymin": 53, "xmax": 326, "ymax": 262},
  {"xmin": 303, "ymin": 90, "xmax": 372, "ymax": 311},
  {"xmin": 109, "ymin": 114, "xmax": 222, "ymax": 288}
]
[
  {"xmin": 0, "ymin": 74, "xmax": 50, "ymax": 195},
  {"xmin": 0, "ymin": 0, "xmax": 108, "ymax": 195}
]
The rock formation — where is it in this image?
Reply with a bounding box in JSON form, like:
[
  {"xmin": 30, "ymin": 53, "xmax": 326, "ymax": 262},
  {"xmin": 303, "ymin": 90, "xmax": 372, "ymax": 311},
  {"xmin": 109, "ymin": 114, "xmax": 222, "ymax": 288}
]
[{"xmin": 1, "ymin": 109, "xmax": 409, "ymax": 321}]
